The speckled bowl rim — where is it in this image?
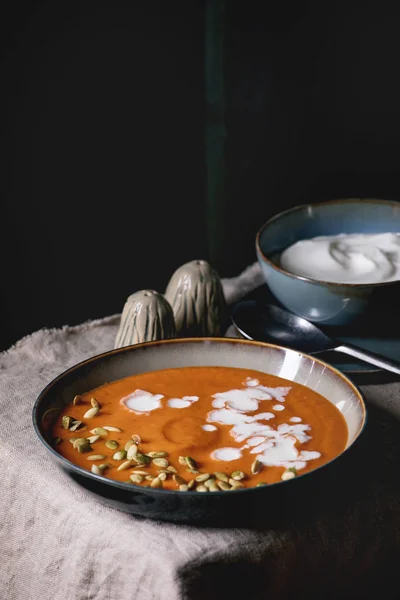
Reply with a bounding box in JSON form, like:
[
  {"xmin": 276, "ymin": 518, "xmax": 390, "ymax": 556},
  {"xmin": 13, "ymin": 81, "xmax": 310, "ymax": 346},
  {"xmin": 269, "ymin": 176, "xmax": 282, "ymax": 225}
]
[
  {"xmin": 32, "ymin": 337, "xmax": 367, "ymax": 497},
  {"xmin": 256, "ymin": 198, "xmax": 400, "ymax": 288}
]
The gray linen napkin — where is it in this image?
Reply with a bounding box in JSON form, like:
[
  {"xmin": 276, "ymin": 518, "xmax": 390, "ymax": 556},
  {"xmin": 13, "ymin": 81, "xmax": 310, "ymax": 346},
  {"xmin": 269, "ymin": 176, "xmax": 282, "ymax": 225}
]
[{"xmin": 1, "ymin": 263, "xmax": 399, "ymax": 600}]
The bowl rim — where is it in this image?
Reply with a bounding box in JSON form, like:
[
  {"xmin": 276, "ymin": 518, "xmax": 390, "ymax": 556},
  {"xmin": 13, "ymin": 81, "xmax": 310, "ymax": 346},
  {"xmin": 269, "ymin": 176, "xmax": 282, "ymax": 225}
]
[
  {"xmin": 255, "ymin": 197, "xmax": 400, "ymax": 288},
  {"xmin": 32, "ymin": 336, "xmax": 367, "ymax": 497}
]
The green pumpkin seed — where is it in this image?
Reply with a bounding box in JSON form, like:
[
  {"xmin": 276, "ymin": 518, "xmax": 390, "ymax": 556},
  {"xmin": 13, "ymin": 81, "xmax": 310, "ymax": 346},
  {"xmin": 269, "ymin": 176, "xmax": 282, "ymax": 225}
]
[
  {"xmin": 124, "ymin": 439, "xmax": 134, "ymax": 451},
  {"xmin": 76, "ymin": 440, "xmax": 92, "ymax": 454},
  {"xmin": 231, "ymin": 470, "xmax": 246, "ymax": 481},
  {"xmin": 87, "ymin": 454, "xmax": 106, "ymax": 461},
  {"xmin": 105, "ymin": 440, "xmax": 119, "ymax": 450},
  {"xmin": 83, "ymin": 407, "xmax": 99, "ymax": 419},
  {"xmin": 187, "ymin": 479, "xmax": 196, "ymax": 490},
  {"xmin": 91, "ymin": 465, "xmax": 101, "ymax": 475},
  {"xmin": 131, "ymin": 434, "xmax": 141, "ymax": 444},
  {"xmin": 215, "ymin": 472, "xmax": 229, "ymax": 483},
  {"xmin": 130, "ymin": 474, "xmax": 144, "ymax": 484},
  {"xmin": 179, "ymin": 484, "xmax": 189, "ymax": 492},
  {"xmin": 185, "ymin": 456, "xmax": 197, "ymax": 470},
  {"xmin": 134, "ymin": 453, "xmax": 151, "ymax": 465},
  {"xmin": 126, "ymin": 444, "xmax": 138, "ymax": 459},
  {"xmin": 251, "ymin": 459, "xmax": 263, "ymax": 475},
  {"xmin": 150, "ymin": 477, "xmax": 162, "ymax": 488},
  {"xmin": 69, "ymin": 437, "xmax": 78, "ymax": 444},
  {"xmin": 53, "ymin": 436, "xmax": 62, "ymax": 445},
  {"xmin": 90, "ymin": 427, "xmax": 108, "ymax": 437},
  {"xmin": 147, "ymin": 451, "xmax": 168, "ymax": 458},
  {"xmin": 61, "ymin": 415, "xmax": 75, "ymax": 430},
  {"xmin": 256, "ymin": 482, "xmax": 268, "ymax": 487},
  {"xmin": 195, "ymin": 473, "xmax": 210, "ymax": 482},
  {"xmin": 72, "ymin": 395, "xmax": 81, "ymax": 406},
  {"xmin": 117, "ymin": 460, "xmax": 134, "ymax": 471},
  {"xmin": 103, "ymin": 425, "xmax": 122, "ymax": 432},
  {"xmin": 166, "ymin": 466, "xmax": 178, "ymax": 474},
  {"xmin": 112, "ymin": 450, "xmax": 127, "ymax": 461},
  {"xmin": 152, "ymin": 458, "xmax": 169, "ymax": 468},
  {"xmin": 178, "ymin": 456, "xmax": 187, "ymax": 466},
  {"xmin": 173, "ymin": 474, "xmax": 186, "ymax": 486},
  {"xmin": 196, "ymin": 484, "xmax": 207, "ymax": 492},
  {"xmin": 98, "ymin": 463, "xmax": 110, "ymax": 471},
  {"xmin": 72, "ymin": 437, "xmax": 88, "ymax": 448},
  {"xmin": 90, "ymin": 397, "xmax": 100, "ymax": 409},
  {"xmin": 204, "ymin": 477, "xmax": 216, "ymax": 489},
  {"xmin": 158, "ymin": 472, "xmax": 167, "ymax": 481},
  {"xmin": 281, "ymin": 467, "xmax": 297, "ymax": 481},
  {"xmin": 87, "ymin": 435, "xmax": 101, "ymax": 444},
  {"xmin": 217, "ymin": 481, "xmax": 231, "ymax": 491}
]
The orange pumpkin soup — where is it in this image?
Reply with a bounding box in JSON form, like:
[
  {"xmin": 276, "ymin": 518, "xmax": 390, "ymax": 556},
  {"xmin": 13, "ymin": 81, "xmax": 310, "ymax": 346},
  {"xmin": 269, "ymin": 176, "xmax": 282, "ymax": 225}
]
[{"xmin": 51, "ymin": 366, "xmax": 348, "ymax": 490}]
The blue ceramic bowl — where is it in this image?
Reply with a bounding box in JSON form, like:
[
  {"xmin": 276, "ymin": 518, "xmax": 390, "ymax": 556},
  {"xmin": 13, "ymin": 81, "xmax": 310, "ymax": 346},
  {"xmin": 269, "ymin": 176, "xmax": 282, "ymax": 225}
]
[{"xmin": 256, "ymin": 199, "xmax": 400, "ymax": 326}]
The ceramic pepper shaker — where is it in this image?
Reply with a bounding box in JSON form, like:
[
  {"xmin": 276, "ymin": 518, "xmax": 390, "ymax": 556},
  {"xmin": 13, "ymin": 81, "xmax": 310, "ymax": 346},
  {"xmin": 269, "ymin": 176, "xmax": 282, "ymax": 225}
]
[
  {"xmin": 114, "ymin": 289, "xmax": 176, "ymax": 348},
  {"xmin": 164, "ymin": 259, "xmax": 226, "ymax": 337}
]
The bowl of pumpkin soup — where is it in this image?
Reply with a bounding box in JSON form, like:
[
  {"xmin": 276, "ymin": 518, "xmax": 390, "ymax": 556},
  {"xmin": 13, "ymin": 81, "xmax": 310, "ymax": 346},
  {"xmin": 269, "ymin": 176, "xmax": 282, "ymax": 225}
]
[{"xmin": 33, "ymin": 338, "xmax": 366, "ymax": 525}]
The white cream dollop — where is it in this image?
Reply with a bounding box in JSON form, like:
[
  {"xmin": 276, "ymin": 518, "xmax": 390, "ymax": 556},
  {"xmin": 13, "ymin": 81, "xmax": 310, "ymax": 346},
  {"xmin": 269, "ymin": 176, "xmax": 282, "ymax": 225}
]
[
  {"xmin": 280, "ymin": 232, "xmax": 400, "ymax": 284},
  {"xmin": 121, "ymin": 389, "xmax": 164, "ymax": 414}
]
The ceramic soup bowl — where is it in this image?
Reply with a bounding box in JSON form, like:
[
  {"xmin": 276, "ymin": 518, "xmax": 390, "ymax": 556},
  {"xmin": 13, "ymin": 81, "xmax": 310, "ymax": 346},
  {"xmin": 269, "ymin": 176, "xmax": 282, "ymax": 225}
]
[{"xmin": 33, "ymin": 338, "xmax": 366, "ymax": 526}]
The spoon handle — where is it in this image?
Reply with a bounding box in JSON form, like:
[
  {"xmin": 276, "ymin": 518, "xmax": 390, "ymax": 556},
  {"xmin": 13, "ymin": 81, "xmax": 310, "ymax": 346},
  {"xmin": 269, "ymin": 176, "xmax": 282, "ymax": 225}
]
[{"xmin": 335, "ymin": 343, "xmax": 400, "ymax": 376}]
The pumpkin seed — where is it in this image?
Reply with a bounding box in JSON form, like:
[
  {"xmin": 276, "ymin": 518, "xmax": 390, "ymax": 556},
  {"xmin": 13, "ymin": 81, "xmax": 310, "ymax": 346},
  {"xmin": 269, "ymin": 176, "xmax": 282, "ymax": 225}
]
[
  {"xmin": 131, "ymin": 434, "xmax": 141, "ymax": 444},
  {"xmin": 195, "ymin": 473, "xmax": 210, "ymax": 483},
  {"xmin": 147, "ymin": 451, "xmax": 168, "ymax": 458},
  {"xmin": 145, "ymin": 475, "xmax": 155, "ymax": 481},
  {"xmin": 69, "ymin": 437, "xmax": 78, "ymax": 444},
  {"xmin": 209, "ymin": 482, "xmax": 219, "ymax": 492},
  {"xmin": 87, "ymin": 435, "xmax": 101, "ymax": 444},
  {"xmin": 91, "ymin": 465, "xmax": 101, "ymax": 475},
  {"xmin": 281, "ymin": 467, "xmax": 297, "ymax": 481},
  {"xmin": 76, "ymin": 440, "xmax": 92, "ymax": 453},
  {"xmin": 187, "ymin": 479, "xmax": 196, "ymax": 490},
  {"xmin": 134, "ymin": 453, "xmax": 151, "ymax": 465},
  {"xmin": 130, "ymin": 474, "xmax": 144, "ymax": 484},
  {"xmin": 150, "ymin": 477, "xmax": 162, "ymax": 488},
  {"xmin": 126, "ymin": 444, "xmax": 138, "ymax": 459},
  {"xmin": 72, "ymin": 437, "xmax": 88, "ymax": 448},
  {"xmin": 69, "ymin": 420, "xmax": 84, "ymax": 432},
  {"xmin": 83, "ymin": 407, "xmax": 99, "ymax": 419},
  {"xmin": 152, "ymin": 458, "xmax": 169, "ymax": 468},
  {"xmin": 90, "ymin": 397, "xmax": 100, "ymax": 409},
  {"xmin": 251, "ymin": 459, "xmax": 263, "ymax": 475},
  {"xmin": 158, "ymin": 472, "xmax": 167, "ymax": 481},
  {"xmin": 124, "ymin": 439, "xmax": 134, "ymax": 451},
  {"xmin": 196, "ymin": 484, "xmax": 207, "ymax": 492},
  {"xmin": 99, "ymin": 463, "xmax": 111, "ymax": 471},
  {"xmin": 178, "ymin": 456, "xmax": 187, "ymax": 466},
  {"xmin": 228, "ymin": 478, "xmax": 244, "ymax": 487},
  {"xmin": 87, "ymin": 454, "xmax": 106, "ymax": 461},
  {"xmin": 215, "ymin": 472, "xmax": 229, "ymax": 483},
  {"xmin": 105, "ymin": 440, "xmax": 119, "ymax": 450},
  {"xmin": 185, "ymin": 456, "xmax": 197, "ymax": 470},
  {"xmin": 117, "ymin": 460, "xmax": 134, "ymax": 471},
  {"xmin": 256, "ymin": 482, "xmax": 268, "ymax": 487},
  {"xmin": 131, "ymin": 470, "xmax": 149, "ymax": 476},
  {"xmin": 231, "ymin": 470, "xmax": 246, "ymax": 481},
  {"xmin": 72, "ymin": 395, "xmax": 81, "ymax": 406},
  {"xmin": 112, "ymin": 450, "xmax": 127, "ymax": 461},
  {"xmin": 90, "ymin": 427, "xmax": 108, "ymax": 437},
  {"xmin": 61, "ymin": 415, "xmax": 74, "ymax": 429},
  {"xmin": 166, "ymin": 466, "xmax": 178, "ymax": 474},
  {"xmin": 173, "ymin": 474, "xmax": 186, "ymax": 486},
  {"xmin": 103, "ymin": 425, "xmax": 122, "ymax": 432},
  {"xmin": 204, "ymin": 477, "xmax": 216, "ymax": 489},
  {"xmin": 230, "ymin": 481, "xmax": 244, "ymax": 490},
  {"xmin": 53, "ymin": 436, "xmax": 62, "ymax": 445},
  {"xmin": 179, "ymin": 484, "xmax": 189, "ymax": 492},
  {"xmin": 217, "ymin": 481, "xmax": 231, "ymax": 491}
]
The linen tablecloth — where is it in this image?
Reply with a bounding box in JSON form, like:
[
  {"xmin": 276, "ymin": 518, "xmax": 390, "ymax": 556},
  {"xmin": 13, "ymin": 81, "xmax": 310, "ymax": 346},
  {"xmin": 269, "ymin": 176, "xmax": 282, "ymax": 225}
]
[{"xmin": 1, "ymin": 263, "xmax": 400, "ymax": 600}]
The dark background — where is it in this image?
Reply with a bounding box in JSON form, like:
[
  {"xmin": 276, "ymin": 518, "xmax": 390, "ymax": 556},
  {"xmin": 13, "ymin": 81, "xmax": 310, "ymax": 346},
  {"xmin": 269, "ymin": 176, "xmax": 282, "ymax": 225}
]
[{"xmin": 1, "ymin": 0, "xmax": 400, "ymax": 351}]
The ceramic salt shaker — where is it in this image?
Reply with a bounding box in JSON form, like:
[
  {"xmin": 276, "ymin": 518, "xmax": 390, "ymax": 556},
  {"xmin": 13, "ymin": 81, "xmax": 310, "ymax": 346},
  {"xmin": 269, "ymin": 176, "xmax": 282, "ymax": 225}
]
[
  {"xmin": 114, "ymin": 289, "xmax": 176, "ymax": 348},
  {"xmin": 164, "ymin": 259, "xmax": 226, "ymax": 337}
]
